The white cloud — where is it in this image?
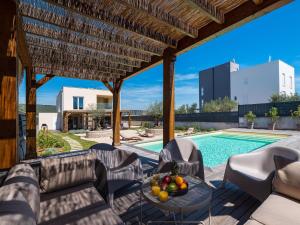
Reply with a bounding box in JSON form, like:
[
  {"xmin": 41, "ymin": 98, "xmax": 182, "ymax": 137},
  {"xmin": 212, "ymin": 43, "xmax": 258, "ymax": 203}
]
[{"xmin": 175, "ymin": 73, "xmax": 198, "ymax": 81}]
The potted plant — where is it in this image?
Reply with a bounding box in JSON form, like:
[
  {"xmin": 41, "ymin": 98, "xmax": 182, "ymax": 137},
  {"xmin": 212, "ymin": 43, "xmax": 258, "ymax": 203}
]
[
  {"xmin": 265, "ymin": 107, "xmax": 279, "ymax": 130},
  {"xmin": 245, "ymin": 111, "xmax": 256, "ymax": 129},
  {"xmin": 291, "ymin": 105, "xmax": 300, "ymax": 131}
]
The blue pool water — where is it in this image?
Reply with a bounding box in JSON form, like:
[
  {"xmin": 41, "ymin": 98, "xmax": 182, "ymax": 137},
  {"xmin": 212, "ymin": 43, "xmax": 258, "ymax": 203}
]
[{"xmin": 135, "ymin": 132, "xmax": 283, "ymax": 167}]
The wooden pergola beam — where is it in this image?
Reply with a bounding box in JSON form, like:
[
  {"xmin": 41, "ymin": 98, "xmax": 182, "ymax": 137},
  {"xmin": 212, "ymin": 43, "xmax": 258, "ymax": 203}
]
[
  {"xmin": 163, "ymin": 48, "xmax": 176, "ymax": 147},
  {"xmin": 115, "ymin": 0, "xmax": 198, "ymax": 38},
  {"xmin": 46, "ymin": 0, "xmax": 177, "ymax": 48},
  {"xmin": 25, "ymin": 67, "xmax": 37, "ymax": 159},
  {"xmin": 253, "ymin": 0, "xmax": 264, "ymax": 5},
  {"xmin": 16, "ymin": 16, "xmax": 32, "ymax": 67},
  {"xmin": 0, "ymin": 0, "xmax": 17, "ymax": 169},
  {"xmin": 186, "ymin": 0, "xmax": 224, "ymax": 24},
  {"xmin": 125, "ymin": 0, "xmax": 291, "ymax": 79},
  {"xmin": 102, "ymin": 81, "xmax": 114, "ymax": 94},
  {"xmin": 112, "ymin": 79, "xmax": 123, "ymax": 146},
  {"xmin": 36, "ymin": 74, "xmax": 55, "ymax": 89}
]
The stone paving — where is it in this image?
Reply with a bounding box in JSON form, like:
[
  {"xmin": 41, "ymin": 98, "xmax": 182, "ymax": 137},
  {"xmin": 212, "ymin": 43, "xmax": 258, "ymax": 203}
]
[{"xmin": 63, "ymin": 136, "xmax": 83, "ymax": 151}]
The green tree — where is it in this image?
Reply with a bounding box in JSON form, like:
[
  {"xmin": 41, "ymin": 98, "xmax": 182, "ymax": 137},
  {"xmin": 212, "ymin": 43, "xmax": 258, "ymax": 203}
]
[
  {"xmin": 265, "ymin": 107, "xmax": 280, "ymax": 130},
  {"xmin": 175, "ymin": 103, "xmax": 198, "ymax": 114},
  {"xmin": 202, "ymin": 97, "xmax": 237, "ymax": 112},
  {"xmin": 176, "ymin": 104, "xmax": 187, "ymax": 114},
  {"xmin": 146, "ymin": 101, "xmax": 163, "ymax": 126},
  {"xmin": 187, "ymin": 103, "xmax": 198, "ymax": 113},
  {"xmin": 291, "ymin": 105, "xmax": 300, "ymax": 125},
  {"xmin": 88, "ymin": 104, "xmax": 106, "ymax": 130}
]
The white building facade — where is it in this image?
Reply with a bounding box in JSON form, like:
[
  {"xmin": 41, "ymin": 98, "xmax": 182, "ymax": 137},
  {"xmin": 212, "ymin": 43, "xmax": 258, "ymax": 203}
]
[
  {"xmin": 39, "ymin": 87, "xmax": 113, "ymax": 131},
  {"xmin": 230, "ymin": 60, "xmax": 295, "ymax": 105}
]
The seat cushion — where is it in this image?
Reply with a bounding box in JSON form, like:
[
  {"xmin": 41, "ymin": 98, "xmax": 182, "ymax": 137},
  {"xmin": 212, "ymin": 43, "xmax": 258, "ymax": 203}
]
[
  {"xmin": 40, "ymin": 151, "xmax": 97, "ymax": 193},
  {"xmin": 39, "ymin": 183, "xmax": 123, "ymax": 225},
  {"xmin": 244, "ymin": 219, "xmax": 264, "ymax": 225},
  {"xmin": 251, "ymin": 193, "xmax": 300, "ymax": 225},
  {"xmin": 0, "ymin": 184, "xmax": 37, "ymax": 225},
  {"xmin": 4, "ymin": 163, "xmax": 40, "ymax": 221},
  {"xmin": 273, "ymin": 160, "xmax": 300, "ymax": 201}
]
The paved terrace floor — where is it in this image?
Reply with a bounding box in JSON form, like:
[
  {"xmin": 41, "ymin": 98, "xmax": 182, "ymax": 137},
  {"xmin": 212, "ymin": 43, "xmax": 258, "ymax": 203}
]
[{"xmin": 114, "ymin": 129, "xmax": 300, "ymax": 225}]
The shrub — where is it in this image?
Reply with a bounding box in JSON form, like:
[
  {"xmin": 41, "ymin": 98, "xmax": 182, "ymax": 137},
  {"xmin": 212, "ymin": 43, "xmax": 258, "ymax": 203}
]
[
  {"xmin": 37, "ymin": 131, "xmax": 64, "ymax": 150},
  {"xmin": 202, "ymin": 97, "xmax": 237, "ymax": 112},
  {"xmin": 269, "ymin": 93, "xmax": 300, "ymax": 103}
]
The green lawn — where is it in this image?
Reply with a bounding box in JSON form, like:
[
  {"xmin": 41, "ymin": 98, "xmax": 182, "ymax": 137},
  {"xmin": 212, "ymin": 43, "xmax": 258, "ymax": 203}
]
[{"xmin": 52, "ymin": 131, "xmax": 98, "ymax": 150}]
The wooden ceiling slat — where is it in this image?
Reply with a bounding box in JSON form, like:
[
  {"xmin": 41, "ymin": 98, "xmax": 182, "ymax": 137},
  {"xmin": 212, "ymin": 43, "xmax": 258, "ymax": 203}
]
[
  {"xmin": 186, "ymin": 0, "xmax": 224, "ymax": 24},
  {"xmin": 46, "ymin": 0, "xmax": 177, "ymax": 47},
  {"xmin": 34, "ymin": 67, "xmax": 122, "ymax": 81},
  {"xmin": 19, "ymin": 3, "xmax": 164, "ymax": 56},
  {"xmin": 28, "ymin": 45, "xmax": 141, "ymax": 68},
  {"xmin": 115, "ymin": 0, "xmax": 198, "ymax": 38},
  {"xmin": 125, "ymin": 0, "xmax": 291, "ymax": 79},
  {"xmin": 23, "ymin": 23, "xmax": 152, "ymax": 62},
  {"xmin": 31, "ymin": 53, "xmax": 134, "ymax": 72},
  {"xmin": 25, "ymin": 33, "xmax": 148, "ymax": 64},
  {"xmin": 35, "ymin": 63, "xmax": 127, "ymax": 76}
]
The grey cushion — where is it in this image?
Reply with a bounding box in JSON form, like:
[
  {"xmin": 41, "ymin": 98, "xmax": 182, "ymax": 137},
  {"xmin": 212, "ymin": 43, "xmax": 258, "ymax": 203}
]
[
  {"xmin": 273, "ymin": 160, "xmax": 300, "ymax": 201},
  {"xmin": 0, "ymin": 184, "xmax": 37, "ymax": 225},
  {"xmin": 40, "ymin": 151, "xmax": 97, "ymax": 193},
  {"xmin": 250, "ymin": 193, "xmax": 300, "ymax": 225},
  {"xmin": 39, "ymin": 183, "xmax": 124, "ymax": 225},
  {"xmin": 4, "ymin": 163, "xmax": 40, "ymax": 221}
]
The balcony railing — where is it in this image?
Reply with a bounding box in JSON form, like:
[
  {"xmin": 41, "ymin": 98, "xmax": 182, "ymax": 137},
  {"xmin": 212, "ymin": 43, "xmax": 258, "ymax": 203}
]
[{"xmin": 97, "ymin": 103, "xmax": 112, "ymax": 110}]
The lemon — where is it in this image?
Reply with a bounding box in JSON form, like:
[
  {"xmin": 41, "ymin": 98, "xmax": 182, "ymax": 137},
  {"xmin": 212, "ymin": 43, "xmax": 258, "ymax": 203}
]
[
  {"xmin": 151, "ymin": 186, "xmax": 161, "ymax": 196},
  {"xmin": 159, "ymin": 191, "xmax": 169, "ymax": 202}
]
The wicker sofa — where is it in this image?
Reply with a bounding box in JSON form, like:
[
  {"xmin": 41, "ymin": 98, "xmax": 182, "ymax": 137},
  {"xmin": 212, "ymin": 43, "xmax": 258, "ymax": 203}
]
[{"xmin": 0, "ymin": 150, "xmax": 124, "ymax": 225}]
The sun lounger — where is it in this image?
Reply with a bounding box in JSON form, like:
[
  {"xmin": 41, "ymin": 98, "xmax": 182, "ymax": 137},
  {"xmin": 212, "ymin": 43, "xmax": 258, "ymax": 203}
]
[
  {"xmin": 120, "ymin": 130, "xmax": 143, "ymax": 141},
  {"xmin": 137, "ymin": 129, "xmax": 154, "ymax": 138}
]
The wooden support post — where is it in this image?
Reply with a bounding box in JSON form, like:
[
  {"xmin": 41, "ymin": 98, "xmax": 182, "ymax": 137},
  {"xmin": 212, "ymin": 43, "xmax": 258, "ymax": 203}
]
[
  {"xmin": 0, "ymin": 0, "xmax": 17, "ymax": 169},
  {"xmin": 163, "ymin": 48, "xmax": 176, "ymax": 147},
  {"xmin": 25, "ymin": 67, "xmax": 37, "ymax": 159},
  {"xmin": 128, "ymin": 112, "xmax": 131, "ymax": 128},
  {"xmin": 112, "ymin": 79, "xmax": 123, "ymax": 146}
]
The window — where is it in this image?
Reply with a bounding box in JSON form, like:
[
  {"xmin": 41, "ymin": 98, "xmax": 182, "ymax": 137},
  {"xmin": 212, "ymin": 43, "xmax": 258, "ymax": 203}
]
[
  {"xmin": 201, "ymin": 87, "xmax": 204, "ymax": 96},
  {"xmin": 282, "ymin": 73, "xmax": 286, "ymax": 87},
  {"xmin": 73, "ymin": 97, "xmax": 84, "ymax": 109},
  {"xmin": 289, "ymin": 77, "xmax": 292, "ymax": 88}
]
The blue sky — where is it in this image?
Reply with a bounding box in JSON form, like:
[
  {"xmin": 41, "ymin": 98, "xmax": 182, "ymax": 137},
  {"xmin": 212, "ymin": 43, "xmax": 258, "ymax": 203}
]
[{"xmin": 19, "ymin": 1, "xmax": 300, "ymax": 109}]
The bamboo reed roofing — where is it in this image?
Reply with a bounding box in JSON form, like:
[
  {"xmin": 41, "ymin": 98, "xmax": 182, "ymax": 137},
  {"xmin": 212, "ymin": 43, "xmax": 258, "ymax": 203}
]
[{"xmin": 17, "ymin": 0, "xmax": 290, "ymax": 81}]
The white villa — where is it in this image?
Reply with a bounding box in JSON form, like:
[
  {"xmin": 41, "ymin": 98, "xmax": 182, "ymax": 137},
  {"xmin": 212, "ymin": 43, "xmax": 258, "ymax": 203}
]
[{"xmin": 39, "ymin": 87, "xmax": 113, "ymax": 131}]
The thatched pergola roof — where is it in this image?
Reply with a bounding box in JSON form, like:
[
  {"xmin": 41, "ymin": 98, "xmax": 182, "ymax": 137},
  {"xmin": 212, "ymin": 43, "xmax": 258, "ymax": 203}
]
[{"xmin": 16, "ymin": 0, "xmax": 289, "ymax": 82}]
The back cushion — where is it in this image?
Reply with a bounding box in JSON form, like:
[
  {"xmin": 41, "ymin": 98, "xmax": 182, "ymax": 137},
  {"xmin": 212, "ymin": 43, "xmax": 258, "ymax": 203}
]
[
  {"xmin": 4, "ymin": 164, "xmax": 40, "ymax": 221},
  {"xmin": 40, "ymin": 152, "xmax": 97, "ymax": 193},
  {"xmin": 273, "ymin": 158, "xmax": 300, "ymax": 201},
  {"xmin": 0, "ymin": 184, "xmax": 37, "ymax": 225}
]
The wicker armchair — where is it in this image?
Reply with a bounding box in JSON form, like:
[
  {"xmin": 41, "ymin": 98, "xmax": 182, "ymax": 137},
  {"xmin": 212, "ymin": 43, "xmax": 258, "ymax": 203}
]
[
  {"xmin": 90, "ymin": 144, "xmax": 143, "ymax": 207},
  {"xmin": 223, "ymin": 146, "xmax": 300, "ymax": 202},
  {"xmin": 157, "ymin": 139, "xmax": 205, "ymax": 180}
]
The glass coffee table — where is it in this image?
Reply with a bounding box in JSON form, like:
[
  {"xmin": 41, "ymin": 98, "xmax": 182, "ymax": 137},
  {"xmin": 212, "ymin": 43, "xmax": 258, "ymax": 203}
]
[{"xmin": 140, "ymin": 174, "xmax": 212, "ymax": 225}]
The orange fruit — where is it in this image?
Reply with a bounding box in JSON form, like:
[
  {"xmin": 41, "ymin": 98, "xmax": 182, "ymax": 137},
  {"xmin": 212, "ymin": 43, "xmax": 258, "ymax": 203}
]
[
  {"xmin": 151, "ymin": 186, "xmax": 161, "ymax": 196},
  {"xmin": 175, "ymin": 176, "xmax": 184, "ymax": 186},
  {"xmin": 180, "ymin": 183, "xmax": 187, "ymax": 190},
  {"xmin": 159, "ymin": 191, "xmax": 169, "ymax": 202}
]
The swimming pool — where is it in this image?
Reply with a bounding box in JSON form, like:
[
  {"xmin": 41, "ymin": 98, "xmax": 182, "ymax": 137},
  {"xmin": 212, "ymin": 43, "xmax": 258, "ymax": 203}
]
[{"xmin": 135, "ymin": 132, "xmax": 284, "ymax": 167}]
